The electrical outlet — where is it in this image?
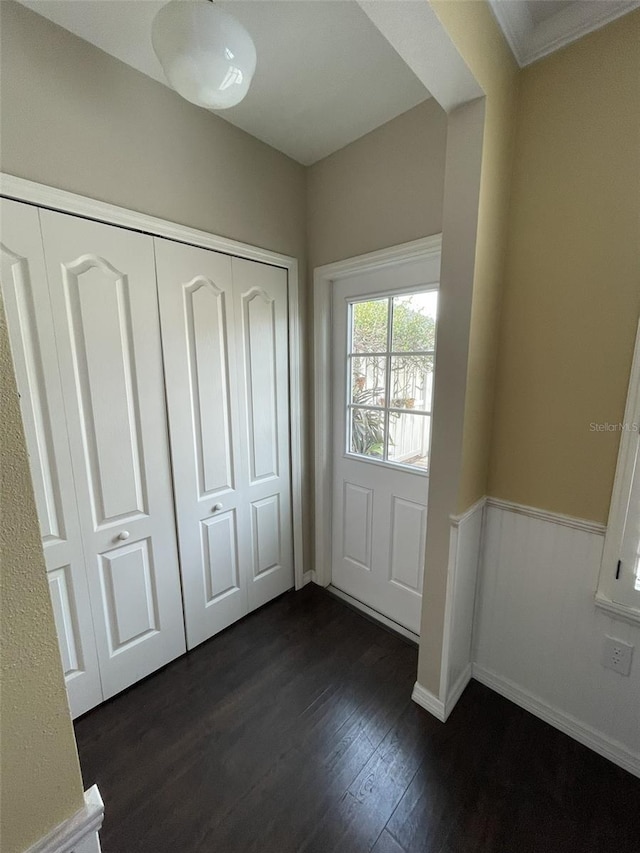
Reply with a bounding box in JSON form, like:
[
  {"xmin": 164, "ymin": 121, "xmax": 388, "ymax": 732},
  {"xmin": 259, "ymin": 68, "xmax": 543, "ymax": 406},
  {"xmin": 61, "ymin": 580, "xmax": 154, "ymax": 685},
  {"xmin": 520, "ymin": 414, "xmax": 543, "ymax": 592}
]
[{"xmin": 602, "ymin": 636, "xmax": 634, "ymax": 676}]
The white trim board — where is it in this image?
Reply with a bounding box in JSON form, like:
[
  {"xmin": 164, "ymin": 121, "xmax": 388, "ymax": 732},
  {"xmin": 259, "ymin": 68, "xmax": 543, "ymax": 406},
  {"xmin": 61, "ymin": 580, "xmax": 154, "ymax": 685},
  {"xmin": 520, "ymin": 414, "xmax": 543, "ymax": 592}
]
[
  {"xmin": 440, "ymin": 497, "xmax": 485, "ymax": 703},
  {"xmin": 412, "ymin": 681, "xmax": 446, "ymax": 721},
  {"xmin": 487, "ymin": 0, "xmax": 640, "ymax": 68},
  {"xmin": 594, "ymin": 593, "xmax": 640, "ymax": 627},
  {"xmin": 313, "ymin": 235, "xmax": 442, "ymax": 588},
  {"xmin": 412, "ymin": 663, "xmax": 472, "ymax": 723},
  {"xmin": 450, "ymin": 496, "xmax": 486, "ymax": 528},
  {"xmin": 0, "ymin": 174, "xmax": 295, "ymax": 268},
  {"xmin": 485, "ymin": 496, "xmax": 606, "ymax": 535},
  {"xmin": 0, "ymin": 172, "xmax": 306, "ymax": 590},
  {"xmin": 24, "ymin": 785, "xmax": 104, "ymax": 853},
  {"xmin": 473, "ymin": 665, "xmax": 640, "ymax": 779},
  {"xmin": 596, "ymin": 317, "xmax": 640, "ymax": 623}
]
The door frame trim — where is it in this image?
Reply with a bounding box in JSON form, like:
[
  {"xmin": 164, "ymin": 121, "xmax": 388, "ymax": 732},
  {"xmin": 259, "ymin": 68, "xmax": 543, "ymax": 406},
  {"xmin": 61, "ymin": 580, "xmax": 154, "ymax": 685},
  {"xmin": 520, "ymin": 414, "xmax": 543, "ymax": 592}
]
[
  {"xmin": 0, "ymin": 172, "xmax": 306, "ymax": 590},
  {"xmin": 313, "ymin": 235, "xmax": 442, "ymax": 587}
]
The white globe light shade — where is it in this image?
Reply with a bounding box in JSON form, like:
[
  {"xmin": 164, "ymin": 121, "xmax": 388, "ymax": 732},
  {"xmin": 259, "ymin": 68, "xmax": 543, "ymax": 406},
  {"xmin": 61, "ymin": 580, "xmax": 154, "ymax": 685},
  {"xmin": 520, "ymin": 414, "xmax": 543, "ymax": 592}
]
[{"xmin": 152, "ymin": 0, "xmax": 256, "ymax": 110}]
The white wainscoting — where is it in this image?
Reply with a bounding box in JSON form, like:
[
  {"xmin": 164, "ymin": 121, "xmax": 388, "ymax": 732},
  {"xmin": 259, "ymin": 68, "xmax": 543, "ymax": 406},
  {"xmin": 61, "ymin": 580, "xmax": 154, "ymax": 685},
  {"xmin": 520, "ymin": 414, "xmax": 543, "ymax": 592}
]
[
  {"xmin": 445, "ymin": 499, "xmax": 484, "ymax": 700},
  {"xmin": 474, "ymin": 500, "xmax": 640, "ymax": 777},
  {"xmin": 412, "ymin": 498, "xmax": 484, "ymax": 721}
]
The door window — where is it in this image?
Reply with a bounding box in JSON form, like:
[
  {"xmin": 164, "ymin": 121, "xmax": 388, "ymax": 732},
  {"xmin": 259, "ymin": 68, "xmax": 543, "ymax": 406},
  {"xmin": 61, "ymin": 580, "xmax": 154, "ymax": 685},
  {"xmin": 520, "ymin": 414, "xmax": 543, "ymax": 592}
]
[{"xmin": 347, "ymin": 290, "xmax": 437, "ymax": 471}]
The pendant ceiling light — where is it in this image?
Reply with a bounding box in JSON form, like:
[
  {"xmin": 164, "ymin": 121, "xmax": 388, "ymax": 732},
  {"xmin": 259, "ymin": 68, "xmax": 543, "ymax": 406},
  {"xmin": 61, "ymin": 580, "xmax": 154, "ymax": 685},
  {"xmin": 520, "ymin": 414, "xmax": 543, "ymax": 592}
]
[{"xmin": 152, "ymin": 0, "xmax": 256, "ymax": 110}]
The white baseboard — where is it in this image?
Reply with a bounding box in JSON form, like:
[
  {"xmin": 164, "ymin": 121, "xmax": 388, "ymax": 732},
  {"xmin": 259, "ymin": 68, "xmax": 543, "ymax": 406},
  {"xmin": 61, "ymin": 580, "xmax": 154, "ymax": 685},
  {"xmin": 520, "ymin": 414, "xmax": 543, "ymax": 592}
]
[
  {"xmin": 446, "ymin": 663, "xmax": 472, "ymax": 717},
  {"xmin": 25, "ymin": 785, "xmax": 103, "ymax": 853},
  {"xmin": 473, "ymin": 665, "xmax": 640, "ymax": 779},
  {"xmin": 301, "ymin": 569, "xmax": 316, "ymax": 587},
  {"xmin": 412, "ymin": 681, "xmax": 445, "ymax": 721},
  {"xmin": 412, "ymin": 663, "xmax": 472, "ymax": 723}
]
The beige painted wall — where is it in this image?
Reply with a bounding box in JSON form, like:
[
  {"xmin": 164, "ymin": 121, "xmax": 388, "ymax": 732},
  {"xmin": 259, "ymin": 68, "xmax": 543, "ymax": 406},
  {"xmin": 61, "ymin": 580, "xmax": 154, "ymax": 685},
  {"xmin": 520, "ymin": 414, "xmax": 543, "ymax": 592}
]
[
  {"xmin": 0, "ymin": 296, "xmax": 85, "ymax": 853},
  {"xmin": 0, "ymin": 1, "xmax": 306, "ymax": 260},
  {"xmin": 430, "ymin": 0, "xmax": 520, "ymax": 515},
  {"xmin": 417, "ymin": 0, "xmax": 519, "ymax": 694},
  {"xmin": 307, "ymin": 98, "xmax": 447, "ymax": 269},
  {"xmin": 0, "ymin": 0, "xmax": 310, "ymax": 561},
  {"xmin": 3, "ymin": 3, "xmax": 637, "ymax": 839},
  {"xmin": 306, "ymin": 96, "xmax": 447, "ymax": 591},
  {"xmin": 0, "ymin": 3, "xmax": 308, "ymax": 848},
  {"xmin": 489, "ymin": 10, "xmax": 640, "ymax": 524}
]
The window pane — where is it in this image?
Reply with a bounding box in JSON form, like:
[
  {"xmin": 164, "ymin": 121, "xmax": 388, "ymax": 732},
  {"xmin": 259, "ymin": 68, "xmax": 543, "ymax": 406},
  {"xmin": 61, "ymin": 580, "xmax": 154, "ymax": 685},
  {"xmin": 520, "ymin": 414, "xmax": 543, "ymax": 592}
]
[
  {"xmin": 388, "ymin": 412, "xmax": 431, "ymax": 470},
  {"xmin": 390, "ymin": 355, "xmax": 434, "ymax": 411},
  {"xmin": 350, "ymin": 407, "xmax": 386, "ymax": 459},
  {"xmin": 351, "ymin": 298, "xmax": 389, "ymax": 354},
  {"xmin": 391, "ymin": 291, "xmax": 437, "ymax": 352},
  {"xmin": 351, "ymin": 356, "xmax": 386, "ymax": 407}
]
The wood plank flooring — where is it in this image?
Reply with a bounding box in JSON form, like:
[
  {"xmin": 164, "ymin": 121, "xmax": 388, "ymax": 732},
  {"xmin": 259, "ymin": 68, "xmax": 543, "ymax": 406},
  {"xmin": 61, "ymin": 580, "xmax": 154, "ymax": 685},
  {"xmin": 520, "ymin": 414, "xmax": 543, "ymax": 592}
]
[{"xmin": 74, "ymin": 585, "xmax": 640, "ymax": 852}]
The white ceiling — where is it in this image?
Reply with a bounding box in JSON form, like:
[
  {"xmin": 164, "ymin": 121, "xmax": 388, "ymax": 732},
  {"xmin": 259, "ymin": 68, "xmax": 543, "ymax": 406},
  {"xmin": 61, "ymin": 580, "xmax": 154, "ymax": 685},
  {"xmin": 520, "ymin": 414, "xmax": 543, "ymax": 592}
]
[
  {"xmin": 489, "ymin": 0, "xmax": 639, "ymax": 66},
  {"xmin": 17, "ymin": 0, "xmax": 431, "ymax": 166},
  {"xmin": 16, "ymin": 0, "xmax": 639, "ymax": 162}
]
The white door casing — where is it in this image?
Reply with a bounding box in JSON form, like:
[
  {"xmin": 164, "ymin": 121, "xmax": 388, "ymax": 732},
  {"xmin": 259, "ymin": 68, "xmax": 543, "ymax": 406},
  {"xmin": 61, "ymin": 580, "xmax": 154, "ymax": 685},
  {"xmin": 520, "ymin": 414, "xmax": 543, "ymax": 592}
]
[
  {"xmin": 156, "ymin": 240, "xmax": 294, "ymax": 649},
  {"xmin": 1, "ymin": 198, "xmax": 103, "ymax": 717},
  {"xmin": 326, "ymin": 243, "xmax": 441, "ymax": 635},
  {"xmin": 39, "ymin": 209, "xmax": 186, "ymax": 700}
]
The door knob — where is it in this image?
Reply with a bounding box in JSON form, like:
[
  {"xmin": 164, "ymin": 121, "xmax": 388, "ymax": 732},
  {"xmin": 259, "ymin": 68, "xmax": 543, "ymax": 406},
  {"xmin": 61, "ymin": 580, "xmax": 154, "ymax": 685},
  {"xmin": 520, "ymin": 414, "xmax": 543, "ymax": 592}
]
[
  {"xmin": 213, "ymin": 503, "xmax": 224, "ymax": 512},
  {"xmin": 117, "ymin": 530, "xmax": 130, "ymax": 541}
]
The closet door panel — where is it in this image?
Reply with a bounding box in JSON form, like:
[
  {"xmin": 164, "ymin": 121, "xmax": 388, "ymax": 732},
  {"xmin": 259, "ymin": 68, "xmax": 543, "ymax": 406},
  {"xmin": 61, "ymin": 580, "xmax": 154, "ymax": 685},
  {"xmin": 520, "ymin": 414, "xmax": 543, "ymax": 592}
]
[
  {"xmin": 232, "ymin": 258, "xmax": 294, "ymax": 611},
  {"xmin": 40, "ymin": 210, "xmax": 186, "ymax": 699},
  {"xmin": 1, "ymin": 198, "xmax": 102, "ymax": 717},
  {"xmin": 62, "ymin": 256, "xmax": 147, "ymax": 525},
  {"xmin": 155, "ymin": 238, "xmax": 246, "ymax": 649}
]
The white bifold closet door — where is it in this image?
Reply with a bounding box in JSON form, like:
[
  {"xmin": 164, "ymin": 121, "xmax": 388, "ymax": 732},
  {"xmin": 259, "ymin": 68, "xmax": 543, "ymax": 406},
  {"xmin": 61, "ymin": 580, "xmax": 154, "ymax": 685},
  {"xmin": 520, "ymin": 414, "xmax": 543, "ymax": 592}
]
[
  {"xmin": 155, "ymin": 239, "xmax": 294, "ymax": 649},
  {"xmin": 38, "ymin": 209, "xmax": 186, "ymax": 701},
  {"xmin": 1, "ymin": 199, "xmax": 103, "ymax": 716}
]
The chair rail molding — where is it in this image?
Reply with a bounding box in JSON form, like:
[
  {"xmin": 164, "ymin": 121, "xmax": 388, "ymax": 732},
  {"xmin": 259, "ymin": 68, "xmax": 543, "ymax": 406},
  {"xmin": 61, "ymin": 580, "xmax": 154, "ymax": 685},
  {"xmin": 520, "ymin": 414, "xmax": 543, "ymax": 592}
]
[
  {"xmin": 312, "ymin": 235, "xmax": 442, "ymax": 588},
  {"xmin": 0, "ymin": 172, "xmax": 306, "ymax": 590},
  {"xmin": 485, "ymin": 496, "xmax": 606, "ymax": 535}
]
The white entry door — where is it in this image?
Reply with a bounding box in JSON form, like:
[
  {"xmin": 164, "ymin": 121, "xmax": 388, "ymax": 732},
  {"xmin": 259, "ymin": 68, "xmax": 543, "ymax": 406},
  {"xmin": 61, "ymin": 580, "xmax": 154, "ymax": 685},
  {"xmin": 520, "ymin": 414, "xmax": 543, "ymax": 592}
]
[
  {"xmin": 331, "ymin": 257, "xmax": 439, "ymax": 634},
  {"xmin": 39, "ymin": 210, "xmax": 186, "ymax": 699},
  {"xmin": 156, "ymin": 240, "xmax": 294, "ymax": 649}
]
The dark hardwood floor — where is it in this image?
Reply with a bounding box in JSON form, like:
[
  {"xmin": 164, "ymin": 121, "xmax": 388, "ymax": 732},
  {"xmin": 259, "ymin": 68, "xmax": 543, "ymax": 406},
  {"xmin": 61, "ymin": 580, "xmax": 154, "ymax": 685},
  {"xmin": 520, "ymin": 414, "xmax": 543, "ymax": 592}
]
[{"xmin": 75, "ymin": 585, "xmax": 640, "ymax": 853}]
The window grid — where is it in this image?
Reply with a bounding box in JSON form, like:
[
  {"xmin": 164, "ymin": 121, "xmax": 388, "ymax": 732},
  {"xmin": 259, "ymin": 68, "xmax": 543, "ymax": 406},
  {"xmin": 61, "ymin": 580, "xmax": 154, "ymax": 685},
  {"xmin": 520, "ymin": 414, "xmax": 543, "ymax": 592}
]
[{"xmin": 347, "ymin": 293, "xmax": 435, "ymax": 471}]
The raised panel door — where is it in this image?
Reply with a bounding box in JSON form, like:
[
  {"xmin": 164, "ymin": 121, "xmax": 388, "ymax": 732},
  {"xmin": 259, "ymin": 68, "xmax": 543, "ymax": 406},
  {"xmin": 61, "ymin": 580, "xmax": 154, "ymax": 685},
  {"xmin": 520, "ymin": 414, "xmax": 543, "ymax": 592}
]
[
  {"xmin": 232, "ymin": 257, "xmax": 294, "ymax": 611},
  {"xmin": 331, "ymin": 259, "xmax": 439, "ymax": 634},
  {"xmin": 1, "ymin": 198, "xmax": 102, "ymax": 716},
  {"xmin": 155, "ymin": 238, "xmax": 246, "ymax": 648},
  {"xmin": 40, "ymin": 210, "xmax": 185, "ymax": 700}
]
